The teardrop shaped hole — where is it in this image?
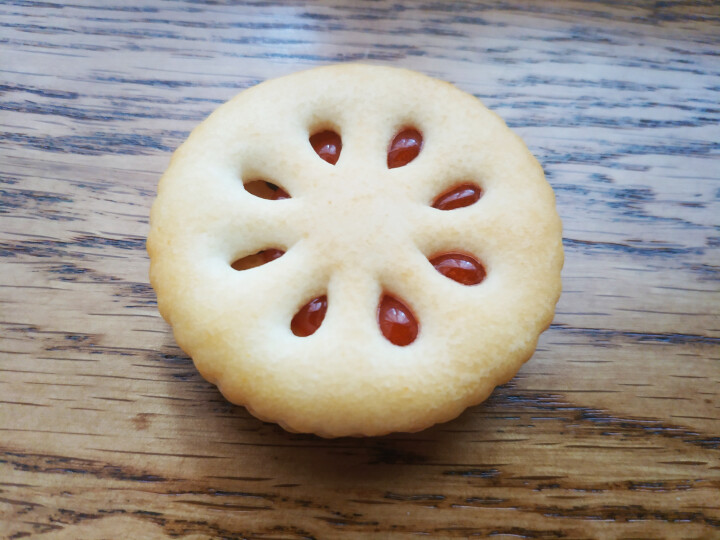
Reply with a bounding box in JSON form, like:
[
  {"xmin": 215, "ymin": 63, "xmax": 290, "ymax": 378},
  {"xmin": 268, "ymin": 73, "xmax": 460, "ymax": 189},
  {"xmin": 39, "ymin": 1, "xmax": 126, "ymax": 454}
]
[
  {"xmin": 387, "ymin": 128, "xmax": 423, "ymax": 169},
  {"xmin": 291, "ymin": 295, "xmax": 328, "ymax": 337},
  {"xmin": 231, "ymin": 248, "xmax": 284, "ymax": 271},
  {"xmin": 431, "ymin": 183, "xmax": 482, "ymax": 210},
  {"xmin": 430, "ymin": 252, "xmax": 486, "ymax": 285},
  {"xmin": 309, "ymin": 130, "xmax": 342, "ymax": 165},
  {"xmin": 378, "ymin": 294, "xmax": 419, "ymax": 346},
  {"xmin": 244, "ymin": 180, "xmax": 290, "ymax": 200}
]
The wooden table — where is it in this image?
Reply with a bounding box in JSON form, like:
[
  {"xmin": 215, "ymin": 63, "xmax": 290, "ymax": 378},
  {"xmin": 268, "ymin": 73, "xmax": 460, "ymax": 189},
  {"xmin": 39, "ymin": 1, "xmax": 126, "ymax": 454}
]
[{"xmin": 2, "ymin": 1, "xmax": 718, "ymax": 538}]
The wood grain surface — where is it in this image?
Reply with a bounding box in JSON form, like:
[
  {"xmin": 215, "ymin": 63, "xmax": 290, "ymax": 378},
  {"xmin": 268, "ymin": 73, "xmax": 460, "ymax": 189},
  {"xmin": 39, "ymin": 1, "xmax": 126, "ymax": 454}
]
[{"xmin": 1, "ymin": 1, "xmax": 719, "ymax": 538}]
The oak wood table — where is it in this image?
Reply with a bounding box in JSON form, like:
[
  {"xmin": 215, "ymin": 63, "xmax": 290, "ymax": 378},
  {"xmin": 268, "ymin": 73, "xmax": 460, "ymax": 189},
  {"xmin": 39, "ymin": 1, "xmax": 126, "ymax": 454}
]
[{"xmin": 1, "ymin": 1, "xmax": 718, "ymax": 538}]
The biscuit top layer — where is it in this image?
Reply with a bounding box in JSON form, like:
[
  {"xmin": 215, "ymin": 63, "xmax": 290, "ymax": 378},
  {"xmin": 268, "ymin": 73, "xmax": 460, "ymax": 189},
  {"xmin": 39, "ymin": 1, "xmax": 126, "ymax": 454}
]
[{"xmin": 147, "ymin": 64, "xmax": 563, "ymax": 437}]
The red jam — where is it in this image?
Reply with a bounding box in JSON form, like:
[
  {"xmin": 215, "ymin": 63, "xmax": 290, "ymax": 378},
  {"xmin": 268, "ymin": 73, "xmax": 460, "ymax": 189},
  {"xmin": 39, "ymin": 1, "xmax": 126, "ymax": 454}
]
[
  {"xmin": 432, "ymin": 183, "xmax": 482, "ymax": 210},
  {"xmin": 244, "ymin": 180, "xmax": 290, "ymax": 200},
  {"xmin": 291, "ymin": 295, "xmax": 328, "ymax": 337},
  {"xmin": 310, "ymin": 130, "xmax": 341, "ymax": 165},
  {"xmin": 231, "ymin": 248, "xmax": 284, "ymax": 271},
  {"xmin": 387, "ymin": 128, "xmax": 422, "ymax": 169},
  {"xmin": 378, "ymin": 295, "xmax": 418, "ymax": 346},
  {"xmin": 430, "ymin": 253, "xmax": 486, "ymax": 285}
]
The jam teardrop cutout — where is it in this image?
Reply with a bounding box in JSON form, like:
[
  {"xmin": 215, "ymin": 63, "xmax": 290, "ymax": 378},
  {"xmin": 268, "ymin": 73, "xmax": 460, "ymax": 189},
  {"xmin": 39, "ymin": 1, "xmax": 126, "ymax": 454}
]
[
  {"xmin": 291, "ymin": 295, "xmax": 328, "ymax": 337},
  {"xmin": 378, "ymin": 295, "xmax": 419, "ymax": 346},
  {"xmin": 387, "ymin": 128, "xmax": 422, "ymax": 169},
  {"xmin": 430, "ymin": 253, "xmax": 486, "ymax": 285},
  {"xmin": 231, "ymin": 248, "xmax": 284, "ymax": 271},
  {"xmin": 244, "ymin": 180, "xmax": 290, "ymax": 200},
  {"xmin": 432, "ymin": 183, "xmax": 482, "ymax": 210},
  {"xmin": 310, "ymin": 130, "xmax": 342, "ymax": 165}
]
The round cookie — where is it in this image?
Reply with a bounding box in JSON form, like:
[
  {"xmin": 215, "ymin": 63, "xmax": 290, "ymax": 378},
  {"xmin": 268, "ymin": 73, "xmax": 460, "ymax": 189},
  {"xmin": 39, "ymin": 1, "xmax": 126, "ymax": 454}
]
[{"xmin": 147, "ymin": 64, "xmax": 563, "ymax": 437}]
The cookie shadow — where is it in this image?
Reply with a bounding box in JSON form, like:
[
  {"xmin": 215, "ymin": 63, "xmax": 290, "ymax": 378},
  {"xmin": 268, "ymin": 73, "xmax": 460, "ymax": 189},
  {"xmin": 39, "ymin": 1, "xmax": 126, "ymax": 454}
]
[{"xmin": 154, "ymin": 336, "xmax": 495, "ymax": 486}]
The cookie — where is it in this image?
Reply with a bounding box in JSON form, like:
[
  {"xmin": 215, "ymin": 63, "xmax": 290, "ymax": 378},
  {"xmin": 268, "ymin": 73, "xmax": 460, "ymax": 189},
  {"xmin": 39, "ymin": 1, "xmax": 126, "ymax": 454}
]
[{"xmin": 147, "ymin": 64, "xmax": 563, "ymax": 437}]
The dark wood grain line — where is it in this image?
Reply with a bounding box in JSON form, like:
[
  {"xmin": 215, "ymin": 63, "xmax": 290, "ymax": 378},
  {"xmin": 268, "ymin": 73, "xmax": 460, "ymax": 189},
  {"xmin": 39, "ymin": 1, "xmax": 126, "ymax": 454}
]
[{"xmin": 550, "ymin": 324, "xmax": 720, "ymax": 345}]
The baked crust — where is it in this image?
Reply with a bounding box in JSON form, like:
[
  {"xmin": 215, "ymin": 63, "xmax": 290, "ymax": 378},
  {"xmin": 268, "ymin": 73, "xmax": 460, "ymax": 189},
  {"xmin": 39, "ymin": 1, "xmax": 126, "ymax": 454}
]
[{"xmin": 147, "ymin": 64, "xmax": 564, "ymax": 437}]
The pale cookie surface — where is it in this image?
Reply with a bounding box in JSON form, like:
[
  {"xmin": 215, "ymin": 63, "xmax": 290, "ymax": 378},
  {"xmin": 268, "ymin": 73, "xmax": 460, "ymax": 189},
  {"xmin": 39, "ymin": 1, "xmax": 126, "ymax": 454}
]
[{"xmin": 147, "ymin": 64, "xmax": 564, "ymax": 437}]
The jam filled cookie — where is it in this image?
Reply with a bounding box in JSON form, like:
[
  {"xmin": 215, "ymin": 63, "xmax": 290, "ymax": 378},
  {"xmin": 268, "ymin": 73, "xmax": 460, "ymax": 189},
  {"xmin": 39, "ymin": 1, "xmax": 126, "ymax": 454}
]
[{"xmin": 147, "ymin": 64, "xmax": 563, "ymax": 437}]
